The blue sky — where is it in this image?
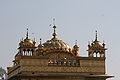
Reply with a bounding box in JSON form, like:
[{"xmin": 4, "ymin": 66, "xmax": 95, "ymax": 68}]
[{"xmin": 0, "ymin": 0, "xmax": 119, "ymax": 80}]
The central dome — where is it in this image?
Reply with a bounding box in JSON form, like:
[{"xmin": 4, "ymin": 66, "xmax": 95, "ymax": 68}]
[
  {"xmin": 43, "ymin": 39, "xmax": 71, "ymax": 51},
  {"xmin": 38, "ymin": 25, "xmax": 71, "ymax": 52}
]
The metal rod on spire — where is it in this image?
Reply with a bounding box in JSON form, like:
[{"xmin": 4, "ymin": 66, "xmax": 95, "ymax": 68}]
[
  {"xmin": 75, "ymin": 40, "xmax": 78, "ymax": 45},
  {"xmin": 52, "ymin": 18, "xmax": 57, "ymax": 39},
  {"xmin": 95, "ymin": 30, "xmax": 98, "ymax": 41},
  {"xmin": 26, "ymin": 28, "xmax": 29, "ymax": 39},
  {"xmin": 53, "ymin": 25, "xmax": 56, "ymax": 34},
  {"xmin": 53, "ymin": 18, "xmax": 56, "ymax": 33}
]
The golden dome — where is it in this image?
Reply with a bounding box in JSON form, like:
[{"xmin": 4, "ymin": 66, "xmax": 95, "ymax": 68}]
[
  {"xmin": 88, "ymin": 31, "xmax": 105, "ymax": 49},
  {"xmin": 43, "ymin": 39, "xmax": 71, "ymax": 51},
  {"xmin": 24, "ymin": 38, "xmax": 34, "ymax": 44},
  {"xmin": 38, "ymin": 25, "xmax": 71, "ymax": 52},
  {"xmin": 19, "ymin": 28, "xmax": 36, "ymax": 47},
  {"xmin": 91, "ymin": 41, "xmax": 104, "ymax": 49}
]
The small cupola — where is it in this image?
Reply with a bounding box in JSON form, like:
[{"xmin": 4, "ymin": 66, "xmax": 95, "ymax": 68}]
[
  {"xmin": 18, "ymin": 28, "xmax": 37, "ymax": 56},
  {"xmin": 19, "ymin": 28, "xmax": 36, "ymax": 47},
  {"xmin": 72, "ymin": 40, "xmax": 79, "ymax": 56},
  {"xmin": 87, "ymin": 31, "xmax": 107, "ymax": 57}
]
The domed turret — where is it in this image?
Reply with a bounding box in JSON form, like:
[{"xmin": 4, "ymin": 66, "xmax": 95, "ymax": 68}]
[
  {"xmin": 19, "ymin": 28, "xmax": 36, "ymax": 47},
  {"xmin": 37, "ymin": 38, "xmax": 44, "ymax": 55},
  {"xmin": 87, "ymin": 31, "xmax": 107, "ymax": 57},
  {"xmin": 18, "ymin": 28, "xmax": 37, "ymax": 56},
  {"xmin": 72, "ymin": 40, "xmax": 79, "ymax": 56}
]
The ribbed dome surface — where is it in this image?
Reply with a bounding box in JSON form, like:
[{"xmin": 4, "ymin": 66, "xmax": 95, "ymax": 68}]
[
  {"xmin": 38, "ymin": 25, "xmax": 72, "ymax": 52},
  {"xmin": 24, "ymin": 38, "xmax": 34, "ymax": 44},
  {"xmin": 91, "ymin": 41, "xmax": 103, "ymax": 49},
  {"xmin": 43, "ymin": 39, "xmax": 71, "ymax": 50},
  {"xmin": 19, "ymin": 28, "xmax": 36, "ymax": 47},
  {"xmin": 19, "ymin": 38, "xmax": 35, "ymax": 47}
]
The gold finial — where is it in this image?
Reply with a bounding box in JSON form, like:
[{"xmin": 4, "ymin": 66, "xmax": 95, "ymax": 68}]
[
  {"xmin": 53, "ymin": 25, "xmax": 56, "ymax": 33},
  {"xmin": 26, "ymin": 28, "xmax": 29, "ymax": 39},
  {"xmin": 95, "ymin": 30, "xmax": 98, "ymax": 41},
  {"xmin": 52, "ymin": 18, "xmax": 57, "ymax": 39}
]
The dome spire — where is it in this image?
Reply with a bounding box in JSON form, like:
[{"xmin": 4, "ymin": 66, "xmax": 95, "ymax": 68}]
[
  {"xmin": 73, "ymin": 40, "xmax": 79, "ymax": 56},
  {"xmin": 52, "ymin": 18, "xmax": 57, "ymax": 39},
  {"xmin": 26, "ymin": 28, "xmax": 29, "ymax": 39},
  {"xmin": 95, "ymin": 30, "xmax": 98, "ymax": 41}
]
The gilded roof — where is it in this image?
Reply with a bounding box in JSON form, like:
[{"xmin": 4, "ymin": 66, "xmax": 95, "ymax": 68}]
[
  {"xmin": 38, "ymin": 25, "xmax": 71, "ymax": 52},
  {"xmin": 88, "ymin": 31, "xmax": 106, "ymax": 50},
  {"xmin": 19, "ymin": 28, "xmax": 36, "ymax": 47},
  {"xmin": 43, "ymin": 38, "xmax": 71, "ymax": 51}
]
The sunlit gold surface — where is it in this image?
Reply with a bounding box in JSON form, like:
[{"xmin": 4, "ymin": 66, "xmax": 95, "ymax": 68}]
[
  {"xmin": 19, "ymin": 38, "xmax": 36, "ymax": 47},
  {"xmin": 7, "ymin": 27, "xmax": 113, "ymax": 80},
  {"xmin": 42, "ymin": 38, "xmax": 71, "ymax": 51}
]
